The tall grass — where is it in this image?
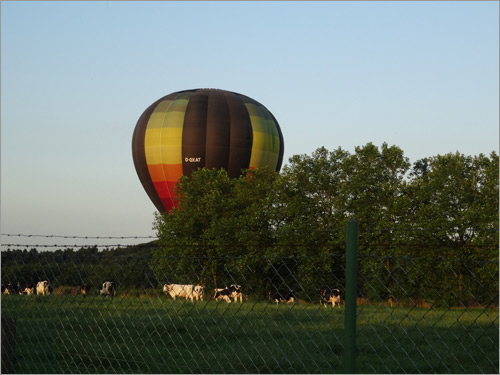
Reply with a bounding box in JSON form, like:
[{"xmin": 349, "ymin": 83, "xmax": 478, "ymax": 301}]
[{"xmin": 1, "ymin": 294, "xmax": 498, "ymax": 373}]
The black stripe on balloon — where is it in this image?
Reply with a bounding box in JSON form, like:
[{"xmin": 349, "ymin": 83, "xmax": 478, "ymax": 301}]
[
  {"xmin": 205, "ymin": 90, "xmax": 230, "ymax": 170},
  {"xmin": 226, "ymin": 92, "xmax": 253, "ymax": 177},
  {"xmin": 182, "ymin": 90, "xmax": 208, "ymax": 177}
]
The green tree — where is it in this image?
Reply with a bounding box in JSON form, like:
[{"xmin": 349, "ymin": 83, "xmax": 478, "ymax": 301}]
[
  {"xmin": 407, "ymin": 152, "xmax": 498, "ymax": 255},
  {"xmin": 151, "ymin": 167, "xmax": 280, "ymax": 294},
  {"xmin": 403, "ymin": 152, "xmax": 499, "ymax": 305},
  {"xmin": 277, "ymin": 147, "xmax": 350, "ymax": 253},
  {"xmin": 279, "ymin": 142, "xmax": 410, "ymax": 252},
  {"xmin": 149, "ymin": 145, "xmax": 498, "ymax": 304},
  {"xmin": 340, "ymin": 143, "xmax": 411, "ymax": 247},
  {"xmin": 339, "ymin": 143, "xmax": 411, "ymax": 300}
]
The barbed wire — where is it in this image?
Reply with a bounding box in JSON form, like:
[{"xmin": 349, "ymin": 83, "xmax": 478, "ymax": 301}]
[
  {"xmin": 1, "ymin": 243, "xmax": 140, "ymax": 249},
  {"xmin": 1, "ymin": 233, "xmax": 157, "ymax": 240}
]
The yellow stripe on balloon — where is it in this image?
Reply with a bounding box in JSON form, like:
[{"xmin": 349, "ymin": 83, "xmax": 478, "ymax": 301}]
[
  {"xmin": 147, "ymin": 100, "xmax": 172, "ymax": 129},
  {"xmin": 145, "ymin": 127, "xmax": 183, "ymax": 165},
  {"xmin": 249, "ymin": 131, "xmax": 280, "ymax": 169},
  {"xmin": 144, "ymin": 97, "xmax": 188, "ymax": 167}
]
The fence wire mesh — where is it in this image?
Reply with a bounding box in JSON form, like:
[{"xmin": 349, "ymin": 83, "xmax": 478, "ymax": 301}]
[
  {"xmin": 1, "ymin": 246, "xmax": 498, "ymax": 374},
  {"xmin": 354, "ymin": 254, "xmax": 498, "ymax": 373}
]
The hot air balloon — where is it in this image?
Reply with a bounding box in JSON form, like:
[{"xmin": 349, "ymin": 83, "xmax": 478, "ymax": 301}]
[{"xmin": 132, "ymin": 88, "xmax": 284, "ymax": 213}]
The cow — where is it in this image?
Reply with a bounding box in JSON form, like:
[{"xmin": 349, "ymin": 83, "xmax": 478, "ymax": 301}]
[
  {"xmin": 229, "ymin": 284, "xmax": 243, "ymax": 303},
  {"xmin": 193, "ymin": 285, "xmax": 204, "ymax": 301},
  {"xmin": 320, "ymin": 288, "xmax": 341, "ymax": 308},
  {"xmin": 214, "ymin": 287, "xmax": 233, "ymax": 303},
  {"xmin": 36, "ymin": 281, "xmax": 51, "ymax": 295},
  {"xmin": 268, "ymin": 289, "xmax": 296, "ymax": 305},
  {"xmin": 99, "ymin": 282, "xmax": 116, "ymax": 297},
  {"xmin": 80, "ymin": 285, "xmax": 91, "ymax": 296},
  {"xmin": 214, "ymin": 284, "xmax": 243, "ymax": 303},
  {"xmin": 18, "ymin": 282, "xmax": 35, "ymax": 295},
  {"xmin": 2, "ymin": 283, "xmax": 14, "ymax": 295},
  {"xmin": 163, "ymin": 284, "xmax": 203, "ymax": 302}
]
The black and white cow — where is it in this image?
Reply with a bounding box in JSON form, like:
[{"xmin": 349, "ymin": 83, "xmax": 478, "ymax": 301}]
[
  {"xmin": 2, "ymin": 283, "xmax": 14, "ymax": 295},
  {"xmin": 229, "ymin": 284, "xmax": 243, "ymax": 303},
  {"xmin": 80, "ymin": 285, "xmax": 91, "ymax": 296},
  {"xmin": 99, "ymin": 282, "xmax": 116, "ymax": 297},
  {"xmin": 214, "ymin": 284, "xmax": 243, "ymax": 303},
  {"xmin": 268, "ymin": 289, "xmax": 296, "ymax": 305},
  {"xmin": 320, "ymin": 288, "xmax": 341, "ymax": 308},
  {"xmin": 193, "ymin": 285, "xmax": 204, "ymax": 301},
  {"xmin": 163, "ymin": 284, "xmax": 204, "ymax": 302},
  {"xmin": 36, "ymin": 281, "xmax": 51, "ymax": 295},
  {"xmin": 214, "ymin": 287, "xmax": 232, "ymax": 303},
  {"xmin": 18, "ymin": 282, "xmax": 35, "ymax": 295}
]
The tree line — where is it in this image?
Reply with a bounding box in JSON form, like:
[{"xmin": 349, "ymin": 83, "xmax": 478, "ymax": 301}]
[
  {"xmin": 1, "ymin": 244, "xmax": 158, "ymax": 293},
  {"xmin": 151, "ymin": 143, "xmax": 498, "ymax": 306},
  {"xmin": 2, "ymin": 143, "xmax": 498, "ymax": 306}
]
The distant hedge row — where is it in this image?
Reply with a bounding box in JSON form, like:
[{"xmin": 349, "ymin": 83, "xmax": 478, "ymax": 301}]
[{"xmin": 1, "ymin": 245, "xmax": 157, "ymax": 291}]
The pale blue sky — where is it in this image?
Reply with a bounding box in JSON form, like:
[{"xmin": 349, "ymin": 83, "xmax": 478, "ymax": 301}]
[{"xmin": 1, "ymin": 1, "xmax": 498, "ymax": 249}]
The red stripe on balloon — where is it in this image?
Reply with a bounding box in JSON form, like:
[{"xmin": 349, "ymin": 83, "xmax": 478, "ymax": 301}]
[{"xmin": 153, "ymin": 180, "xmax": 179, "ymax": 212}]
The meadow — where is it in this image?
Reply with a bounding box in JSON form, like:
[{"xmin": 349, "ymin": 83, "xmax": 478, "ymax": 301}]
[{"xmin": 1, "ymin": 293, "xmax": 498, "ymax": 374}]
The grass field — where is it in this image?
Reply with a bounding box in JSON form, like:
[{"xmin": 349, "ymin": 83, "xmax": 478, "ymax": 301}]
[{"xmin": 1, "ymin": 293, "xmax": 498, "ymax": 373}]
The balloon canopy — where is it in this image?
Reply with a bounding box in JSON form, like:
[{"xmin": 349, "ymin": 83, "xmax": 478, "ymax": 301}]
[{"xmin": 132, "ymin": 88, "xmax": 284, "ymax": 213}]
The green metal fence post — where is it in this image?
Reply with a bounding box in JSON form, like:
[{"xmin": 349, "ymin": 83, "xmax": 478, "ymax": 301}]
[{"xmin": 344, "ymin": 218, "xmax": 358, "ymax": 373}]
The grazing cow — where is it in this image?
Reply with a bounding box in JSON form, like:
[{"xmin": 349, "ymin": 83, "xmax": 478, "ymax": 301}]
[
  {"xmin": 5, "ymin": 283, "xmax": 20, "ymax": 294},
  {"xmin": 214, "ymin": 287, "xmax": 233, "ymax": 303},
  {"xmin": 320, "ymin": 288, "xmax": 341, "ymax": 308},
  {"xmin": 18, "ymin": 282, "xmax": 35, "ymax": 295},
  {"xmin": 229, "ymin": 284, "xmax": 243, "ymax": 303},
  {"xmin": 268, "ymin": 289, "xmax": 296, "ymax": 305},
  {"xmin": 214, "ymin": 284, "xmax": 243, "ymax": 303},
  {"xmin": 2, "ymin": 283, "xmax": 14, "ymax": 295},
  {"xmin": 163, "ymin": 284, "xmax": 203, "ymax": 302},
  {"xmin": 36, "ymin": 281, "xmax": 51, "ymax": 295},
  {"xmin": 193, "ymin": 285, "xmax": 204, "ymax": 301},
  {"xmin": 99, "ymin": 282, "xmax": 116, "ymax": 297},
  {"xmin": 80, "ymin": 285, "xmax": 91, "ymax": 296}
]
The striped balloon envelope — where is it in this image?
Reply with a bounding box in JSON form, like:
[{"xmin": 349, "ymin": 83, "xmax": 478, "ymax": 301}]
[{"xmin": 132, "ymin": 88, "xmax": 284, "ymax": 214}]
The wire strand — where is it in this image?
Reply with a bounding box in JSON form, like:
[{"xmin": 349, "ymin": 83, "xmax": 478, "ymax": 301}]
[{"xmin": 1, "ymin": 233, "xmax": 157, "ymax": 240}]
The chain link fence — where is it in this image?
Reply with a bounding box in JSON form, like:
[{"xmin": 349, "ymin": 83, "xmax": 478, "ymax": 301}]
[{"xmin": 1, "ymin": 245, "xmax": 498, "ymax": 373}]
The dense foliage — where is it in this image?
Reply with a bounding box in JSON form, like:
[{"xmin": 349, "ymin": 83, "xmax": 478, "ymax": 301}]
[{"xmin": 152, "ymin": 143, "xmax": 498, "ymax": 304}]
